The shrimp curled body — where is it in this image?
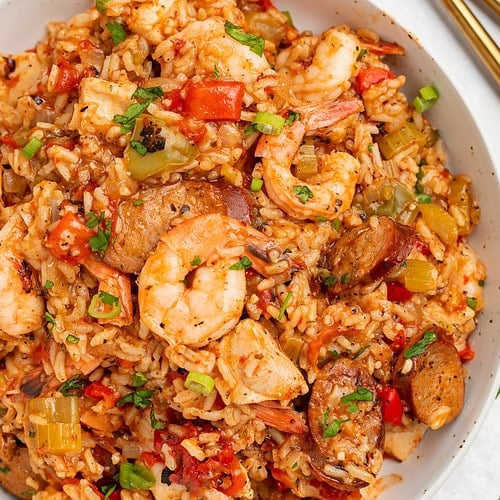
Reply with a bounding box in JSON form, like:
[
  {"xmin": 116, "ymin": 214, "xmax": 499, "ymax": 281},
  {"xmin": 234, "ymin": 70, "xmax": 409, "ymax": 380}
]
[
  {"xmin": 138, "ymin": 213, "xmax": 288, "ymax": 347},
  {"xmin": 257, "ymin": 99, "xmax": 363, "ymax": 220}
]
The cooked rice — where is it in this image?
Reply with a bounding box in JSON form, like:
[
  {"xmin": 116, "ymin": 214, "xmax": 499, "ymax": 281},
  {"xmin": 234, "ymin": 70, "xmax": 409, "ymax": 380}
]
[{"xmin": 0, "ymin": 0, "xmax": 486, "ymax": 499}]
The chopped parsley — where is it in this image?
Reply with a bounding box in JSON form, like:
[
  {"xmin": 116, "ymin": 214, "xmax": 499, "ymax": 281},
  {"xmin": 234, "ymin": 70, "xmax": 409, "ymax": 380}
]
[
  {"xmin": 95, "ymin": 0, "xmax": 110, "ymax": 12},
  {"xmin": 277, "ymin": 292, "xmax": 293, "ymax": 321},
  {"xmin": 403, "ymin": 330, "xmax": 437, "ymax": 359},
  {"xmin": 130, "ymin": 140, "xmax": 148, "ymax": 156},
  {"xmin": 113, "ymin": 87, "xmax": 163, "ymax": 133},
  {"xmin": 86, "ymin": 211, "xmax": 112, "ymax": 253},
  {"xmin": 44, "ymin": 312, "xmax": 56, "ymax": 326},
  {"xmin": 229, "ymin": 256, "xmax": 252, "ymax": 270},
  {"xmin": 466, "ymin": 297, "xmax": 478, "ymax": 310},
  {"xmin": 224, "ymin": 21, "xmax": 265, "ymax": 57},
  {"xmin": 132, "ymin": 372, "xmax": 148, "ymax": 387},
  {"xmin": 293, "ymin": 185, "xmax": 313, "ymax": 204},
  {"xmin": 322, "ymin": 273, "xmax": 338, "ymax": 287},
  {"xmin": 340, "ymin": 273, "xmax": 350, "ymax": 285},
  {"xmin": 322, "ymin": 407, "xmax": 349, "ymax": 438},
  {"xmin": 190, "ymin": 255, "xmax": 202, "ymax": 266},
  {"xmin": 117, "ymin": 389, "xmax": 155, "ymax": 410},
  {"xmin": 340, "ymin": 387, "xmax": 374, "ymax": 413},
  {"xmin": 59, "ymin": 374, "xmax": 85, "ymax": 397},
  {"xmin": 106, "ymin": 22, "xmax": 127, "ymax": 45},
  {"xmin": 150, "ymin": 406, "xmax": 166, "ymax": 430},
  {"xmin": 357, "ymin": 48, "xmax": 367, "ymax": 61}
]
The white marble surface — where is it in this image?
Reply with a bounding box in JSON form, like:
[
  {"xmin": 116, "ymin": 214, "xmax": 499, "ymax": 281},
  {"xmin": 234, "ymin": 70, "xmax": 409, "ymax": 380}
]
[{"xmin": 433, "ymin": 397, "xmax": 500, "ymax": 499}]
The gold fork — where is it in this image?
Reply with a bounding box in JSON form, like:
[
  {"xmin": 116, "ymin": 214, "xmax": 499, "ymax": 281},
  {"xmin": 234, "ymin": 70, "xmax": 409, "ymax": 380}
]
[{"xmin": 441, "ymin": 0, "xmax": 500, "ymax": 83}]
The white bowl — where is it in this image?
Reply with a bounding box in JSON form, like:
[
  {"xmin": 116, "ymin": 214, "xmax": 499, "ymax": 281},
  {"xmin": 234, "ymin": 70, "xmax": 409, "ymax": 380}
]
[{"xmin": 0, "ymin": 1, "xmax": 498, "ymax": 499}]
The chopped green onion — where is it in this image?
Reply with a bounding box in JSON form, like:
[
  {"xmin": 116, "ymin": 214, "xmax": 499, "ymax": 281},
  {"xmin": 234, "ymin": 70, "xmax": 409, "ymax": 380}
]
[
  {"xmin": 293, "ymin": 185, "xmax": 313, "ymax": 204},
  {"xmin": 332, "ymin": 219, "xmax": 341, "ymax": 232},
  {"xmin": 133, "ymin": 199, "xmax": 145, "ymax": 206},
  {"xmin": 0, "ymin": 466, "xmax": 10, "ymax": 474},
  {"xmin": 119, "ymin": 462, "xmax": 155, "ymax": 490},
  {"xmin": 250, "ymin": 177, "xmax": 264, "ymax": 192},
  {"xmin": 224, "ymin": 21, "xmax": 265, "ymax": 56},
  {"xmin": 44, "ymin": 280, "xmax": 54, "ymax": 289},
  {"xmin": 466, "ymin": 297, "xmax": 477, "ymax": 310},
  {"xmin": 21, "ymin": 137, "xmax": 43, "ymax": 159},
  {"xmin": 66, "ymin": 335, "xmax": 80, "ymax": 344},
  {"xmin": 101, "ymin": 485, "xmax": 117, "ymax": 500},
  {"xmin": 106, "ymin": 22, "xmax": 126, "ymax": 45},
  {"xmin": 322, "ymin": 273, "xmax": 338, "ymax": 287},
  {"xmin": 284, "ymin": 111, "xmax": 301, "ymax": 126},
  {"xmin": 88, "ymin": 291, "xmax": 121, "ymax": 319},
  {"xmin": 315, "ymin": 215, "xmax": 327, "ymax": 222},
  {"xmin": 340, "ymin": 273, "xmax": 350, "ymax": 285},
  {"xmin": 277, "ymin": 292, "xmax": 293, "ymax": 321},
  {"xmin": 329, "ymin": 349, "xmax": 340, "ymax": 359},
  {"xmin": 184, "ymin": 371, "xmax": 215, "ymax": 395},
  {"xmin": 412, "ymin": 85, "xmax": 439, "ymax": 113},
  {"xmin": 229, "ymin": 256, "xmax": 252, "ymax": 270},
  {"xmin": 246, "ymin": 111, "xmax": 286, "ymax": 136},
  {"xmin": 353, "ymin": 345, "xmax": 368, "ymax": 359},
  {"xmin": 403, "ymin": 330, "xmax": 437, "ymax": 359},
  {"xmin": 213, "ymin": 64, "xmax": 220, "ymax": 79},
  {"xmin": 132, "ymin": 372, "xmax": 148, "ymax": 387}
]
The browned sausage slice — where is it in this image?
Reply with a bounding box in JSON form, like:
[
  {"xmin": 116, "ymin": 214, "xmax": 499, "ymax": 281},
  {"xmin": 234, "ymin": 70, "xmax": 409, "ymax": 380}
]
[
  {"xmin": 307, "ymin": 358, "xmax": 384, "ymax": 491},
  {"xmin": 320, "ymin": 216, "xmax": 414, "ymax": 293},
  {"xmin": 104, "ymin": 180, "xmax": 252, "ymax": 273},
  {"xmin": 0, "ymin": 446, "xmax": 46, "ymax": 497},
  {"xmin": 393, "ymin": 329, "xmax": 464, "ymax": 430}
]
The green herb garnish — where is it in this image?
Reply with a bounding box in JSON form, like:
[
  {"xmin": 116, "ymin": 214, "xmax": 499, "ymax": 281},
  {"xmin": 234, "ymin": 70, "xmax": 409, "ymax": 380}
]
[{"xmin": 403, "ymin": 330, "xmax": 437, "ymax": 359}]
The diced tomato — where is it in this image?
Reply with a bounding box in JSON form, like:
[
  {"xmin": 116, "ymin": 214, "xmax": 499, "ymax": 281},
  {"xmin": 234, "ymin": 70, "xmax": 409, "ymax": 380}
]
[
  {"xmin": 53, "ymin": 60, "xmax": 81, "ymax": 93},
  {"xmin": 183, "ymin": 80, "xmax": 245, "ymax": 121},
  {"xmin": 376, "ymin": 385, "xmax": 404, "ymax": 426},
  {"xmin": 84, "ymin": 380, "xmax": 119, "ymax": 408},
  {"xmin": 46, "ymin": 211, "xmax": 94, "ymax": 264},
  {"xmin": 167, "ymin": 88, "xmax": 185, "ymax": 114},
  {"xmin": 356, "ymin": 67, "xmax": 395, "ymax": 94},
  {"xmin": 390, "ymin": 329, "xmax": 406, "ymax": 353},
  {"xmin": 256, "ymin": 288, "xmax": 275, "ymax": 317},
  {"xmin": 386, "ymin": 281, "xmax": 413, "ymax": 302},
  {"xmin": 268, "ymin": 464, "xmax": 295, "ymax": 492},
  {"xmin": 140, "ymin": 451, "xmax": 164, "ymax": 468},
  {"xmin": 458, "ymin": 341, "xmax": 475, "ymax": 362}
]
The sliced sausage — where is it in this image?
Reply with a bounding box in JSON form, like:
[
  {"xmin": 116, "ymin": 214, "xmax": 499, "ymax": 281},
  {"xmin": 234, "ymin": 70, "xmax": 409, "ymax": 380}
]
[
  {"xmin": 393, "ymin": 329, "xmax": 464, "ymax": 430},
  {"xmin": 0, "ymin": 445, "xmax": 46, "ymax": 497},
  {"xmin": 320, "ymin": 216, "xmax": 414, "ymax": 293},
  {"xmin": 307, "ymin": 358, "xmax": 384, "ymax": 491},
  {"xmin": 104, "ymin": 180, "xmax": 252, "ymax": 273}
]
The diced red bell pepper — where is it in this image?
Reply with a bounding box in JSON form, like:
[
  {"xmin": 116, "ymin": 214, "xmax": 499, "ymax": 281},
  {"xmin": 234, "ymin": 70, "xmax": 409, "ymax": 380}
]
[
  {"xmin": 140, "ymin": 451, "xmax": 164, "ymax": 468},
  {"xmin": 356, "ymin": 67, "xmax": 395, "ymax": 94},
  {"xmin": 46, "ymin": 211, "xmax": 94, "ymax": 264},
  {"xmin": 183, "ymin": 80, "xmax": 245, "ymax": 121},
  {"xmin": 376, "ymin": 385, "xmax": 404, "ymax": 426},
  {"xmin": 386, "ymin": 281, "xmax": 413, "ymax": 302},
  {"xmin": 84, "ymin": 380, "xmax": 119, "ymax": 408}
]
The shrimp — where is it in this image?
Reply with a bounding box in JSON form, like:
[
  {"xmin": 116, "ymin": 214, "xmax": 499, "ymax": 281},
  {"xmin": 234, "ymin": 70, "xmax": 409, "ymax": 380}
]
[
  {"xmin": 83, "ymin": 255, "xmax": 133, "ymax": 327},
  {"xmin": 215, "ymin": 319, "xmax": 308, "ymax": 405},
  {"xmin": 256, "ymin": 99, "xmax": 363, "ymax": 220},
  {"xmin": 138, "ymin": 214, "xmax": 289, "ymax": 346},
  {"xmin": 0, "ymin": 214, "xmax": 45, "ymax": 337},
  {"xmin": 275, "ymin": 28, "xmax": 359, "ymax": 103},
  {"xmin": 154, "ymin": 17, "xmax": 270, "ymax": 85}
]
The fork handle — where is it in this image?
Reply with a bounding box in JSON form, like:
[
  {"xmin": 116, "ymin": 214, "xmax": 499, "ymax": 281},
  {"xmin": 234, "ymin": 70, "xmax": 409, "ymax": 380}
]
[{"xmin": 441, "ymin": 0, "xmax": 500, "ymax": 83}]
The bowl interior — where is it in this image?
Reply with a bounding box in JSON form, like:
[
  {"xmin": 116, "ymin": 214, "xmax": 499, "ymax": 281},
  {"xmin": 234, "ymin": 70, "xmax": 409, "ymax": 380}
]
[{"xmin": 0, "ymin": 0, "xmax": 499, "ymax": 499}]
